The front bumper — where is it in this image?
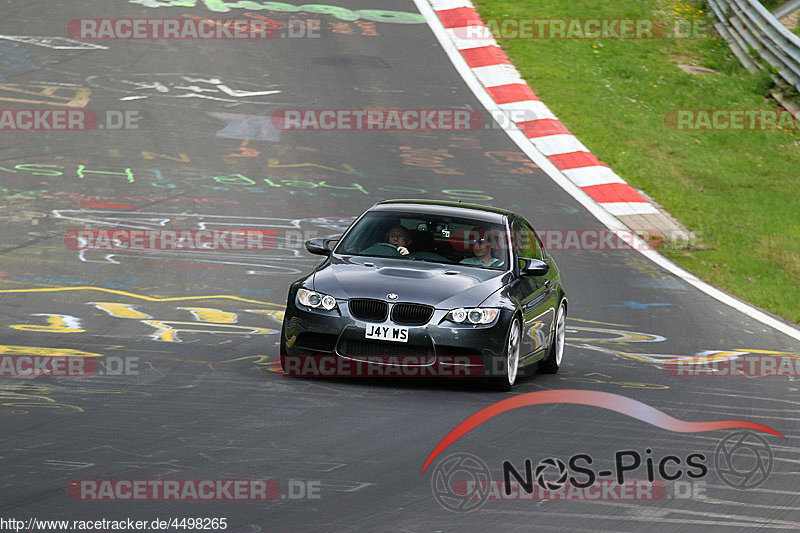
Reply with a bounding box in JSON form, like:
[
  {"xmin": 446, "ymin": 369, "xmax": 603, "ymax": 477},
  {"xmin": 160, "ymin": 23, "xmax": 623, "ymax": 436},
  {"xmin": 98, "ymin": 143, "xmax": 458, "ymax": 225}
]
[{"xmin": 282, "ymin": 300, "xmax": 511, "ymax": 378}]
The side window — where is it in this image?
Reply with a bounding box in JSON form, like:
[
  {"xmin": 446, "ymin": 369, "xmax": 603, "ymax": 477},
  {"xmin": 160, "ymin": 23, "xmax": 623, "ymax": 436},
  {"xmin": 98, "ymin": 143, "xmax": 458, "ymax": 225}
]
[{"xmin": 512, "ymin": 219, "xmax": 542, "ymax": 268}]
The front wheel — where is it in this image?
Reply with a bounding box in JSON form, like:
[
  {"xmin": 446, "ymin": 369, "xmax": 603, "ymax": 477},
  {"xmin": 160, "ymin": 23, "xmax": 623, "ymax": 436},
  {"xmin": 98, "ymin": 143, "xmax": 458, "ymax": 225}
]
[
  {"xmin": 539, "ymin": 302, "xmax": 566, "ymax": 374},
  {"xmin": 279, "ymin": 325, "xmax": 288, "ymax": 372},
  {"xmin": 489, "ymin": 317, "xmax": 521, "ymax": 391}
]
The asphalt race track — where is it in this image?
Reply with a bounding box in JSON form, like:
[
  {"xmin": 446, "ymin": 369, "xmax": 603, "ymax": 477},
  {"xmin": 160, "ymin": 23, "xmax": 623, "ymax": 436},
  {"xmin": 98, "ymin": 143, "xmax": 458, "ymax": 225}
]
[{"xmin": 1, "ymin": 1, "xmax": 799, "ymax": 531}]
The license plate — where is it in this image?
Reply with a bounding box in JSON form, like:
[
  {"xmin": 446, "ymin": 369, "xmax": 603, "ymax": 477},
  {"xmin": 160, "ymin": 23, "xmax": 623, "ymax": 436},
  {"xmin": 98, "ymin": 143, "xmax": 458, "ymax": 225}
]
[{"xmin": 365, "ymin": 324, "xmax": 408, "ymax": 343}]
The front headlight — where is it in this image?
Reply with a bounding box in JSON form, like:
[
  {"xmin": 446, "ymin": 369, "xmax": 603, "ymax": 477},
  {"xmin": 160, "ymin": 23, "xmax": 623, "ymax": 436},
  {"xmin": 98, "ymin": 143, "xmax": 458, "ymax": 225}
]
[
  {"xmin": 298, "ymin": 288, "xmax": 338, "ymax": 310},
  {"xmin": 447, "ymin": 307, "xmax": 500, "ymax": 324}
]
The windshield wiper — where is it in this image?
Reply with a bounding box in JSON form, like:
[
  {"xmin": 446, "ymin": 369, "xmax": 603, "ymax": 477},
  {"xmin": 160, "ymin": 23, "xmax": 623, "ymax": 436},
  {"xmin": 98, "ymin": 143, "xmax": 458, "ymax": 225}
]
[{"xmin": 410, "ymin": 257, "xmax": 454, "ymax": 264}]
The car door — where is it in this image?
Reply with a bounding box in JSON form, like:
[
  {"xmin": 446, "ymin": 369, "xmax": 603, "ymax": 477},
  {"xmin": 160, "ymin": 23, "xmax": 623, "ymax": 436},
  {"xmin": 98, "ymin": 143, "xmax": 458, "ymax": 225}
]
[{"xmin": 510, "ymin": 217, "xmax": 556, "ymax": 359}]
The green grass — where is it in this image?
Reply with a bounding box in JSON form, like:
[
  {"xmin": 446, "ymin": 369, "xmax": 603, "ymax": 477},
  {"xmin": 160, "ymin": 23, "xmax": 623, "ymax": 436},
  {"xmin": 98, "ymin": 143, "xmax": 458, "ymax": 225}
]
[
  {"xmin": 759, "ymin": 0, "xmax": 783, "ymax": 10},
  {"xmin": 474, "ymin": 0, "xmax": 800, "ymax": 323}
]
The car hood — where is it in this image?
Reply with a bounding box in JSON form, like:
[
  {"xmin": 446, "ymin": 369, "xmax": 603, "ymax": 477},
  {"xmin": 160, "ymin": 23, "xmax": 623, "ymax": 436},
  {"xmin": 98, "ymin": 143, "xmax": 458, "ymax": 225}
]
[{"xmin": 312, "ymin": 255, "xmax": 509, "ymax": 308}]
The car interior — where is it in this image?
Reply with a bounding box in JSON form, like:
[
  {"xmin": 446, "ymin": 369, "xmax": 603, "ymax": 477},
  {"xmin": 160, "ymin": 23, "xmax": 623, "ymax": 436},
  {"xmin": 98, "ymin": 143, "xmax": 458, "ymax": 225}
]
[{"xmin": 339, "ymin": 214, "xmax": 507, "ymax": 268}]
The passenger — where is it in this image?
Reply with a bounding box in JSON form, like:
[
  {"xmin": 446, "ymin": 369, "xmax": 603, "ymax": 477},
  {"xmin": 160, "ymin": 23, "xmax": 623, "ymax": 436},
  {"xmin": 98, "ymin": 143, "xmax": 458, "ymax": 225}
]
[{"xmin": 460, "ymin": 229, "xmax": 503, "ymax": 267}]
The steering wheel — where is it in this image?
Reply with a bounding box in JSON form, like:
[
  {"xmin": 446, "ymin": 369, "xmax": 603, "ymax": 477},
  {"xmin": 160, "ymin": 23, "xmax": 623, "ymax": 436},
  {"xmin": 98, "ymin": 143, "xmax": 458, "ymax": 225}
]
[{"xmin": 359, "ymin": 242, "xmax": 404, "ymax": 257}]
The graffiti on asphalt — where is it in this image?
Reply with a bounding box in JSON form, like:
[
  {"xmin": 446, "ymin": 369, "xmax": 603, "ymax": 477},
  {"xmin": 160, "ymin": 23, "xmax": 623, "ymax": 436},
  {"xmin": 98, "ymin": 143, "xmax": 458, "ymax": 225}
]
[
  {"xmin": 129, "ymin": 0, "xmax": 426, "ymax": 24},
  {"xmin": 0, "ymin": 162, "xmax": 495, "ymax": 201},
  {"xmin": 0, "ymin": 35, "xmax": 108, "ymax": 50},
  {"xmin": 608, "ymin": 301, "xmax": 673, "ymax": 310},
  {"xmin": 327, "ymin": 20, "xmax": 379, "ymax": 36},
  {"xmin": 0, "ymin": 82, "xmax": 91, "ymax": 107},
  {"xmin": 9, "ymin": 314, "xmax": 85, "ymax": 333},
  {"xmin": 208, "ymin": 112, "xmax": 282, "ymax": 142},
  {"xmin": 1, "ymin": 287, "xmax": 283, "ymax": 344},
  {"xmin": 51, "ymin": 210, "xmax": 352, "ymax": 274},
  {"xmin": 395, "ymin": 146, "xmax": 464, "ymax": 175},
  {"xmin": 225, "ymin": 139, "xmax": 261, "ymax": 157},
  {"xmin": 0, "ymin": 383, "xmax": 151, "ymax": 415},
  {"xmin": 0, "ymin": 40, "xmax": 38, "ymax": 82},
  {"xmin": 1, "ymin": 384, "xmax": 85, "ymax": 414},
  {"xmin": 484, "ymin": 150, "xmax": 540, "ymax": 174},
  {"xmin": 0, "ymin": 346, "xmax": 109, "ymax": 414},
  {"xmin": 85, "ymin": 74, "xmax": 281, "ymax": 104},
  {"xmin": 566, "ymin": 318, "xmax": 800, "ymax": 367},
  {"xmin": 556, "ymin": 371, "xmax": 670, "ymax": 390}
]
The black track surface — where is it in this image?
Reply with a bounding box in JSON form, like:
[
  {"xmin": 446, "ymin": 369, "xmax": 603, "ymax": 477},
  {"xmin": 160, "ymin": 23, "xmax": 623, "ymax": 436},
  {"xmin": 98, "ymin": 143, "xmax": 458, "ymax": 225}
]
[{"xmin": 0, "ymin": 1, "xmax": 798, "ymax": 531}]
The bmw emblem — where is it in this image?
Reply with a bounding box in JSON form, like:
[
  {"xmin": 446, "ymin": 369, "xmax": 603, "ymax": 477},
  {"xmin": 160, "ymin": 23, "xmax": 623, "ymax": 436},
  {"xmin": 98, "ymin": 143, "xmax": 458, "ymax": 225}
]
[{"xmin": 387, "ymin": 293, "xmax": 398, "ymax": 300}]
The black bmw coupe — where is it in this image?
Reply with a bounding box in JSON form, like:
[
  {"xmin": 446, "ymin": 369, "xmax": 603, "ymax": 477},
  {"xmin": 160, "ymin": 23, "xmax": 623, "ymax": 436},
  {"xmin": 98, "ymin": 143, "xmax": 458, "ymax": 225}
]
[{"xmin": 279, "ymin": 200, "xmax": 567, "ymax": 390}]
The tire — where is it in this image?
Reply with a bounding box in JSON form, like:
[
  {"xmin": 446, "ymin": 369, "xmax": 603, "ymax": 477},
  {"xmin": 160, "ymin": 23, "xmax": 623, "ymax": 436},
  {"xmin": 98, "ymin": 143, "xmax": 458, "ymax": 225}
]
[
  {"xmin": 539, "ymin": 302, "xmax": 566, "ymax": 374},
  {"xmin": 279, "ymin": 324, "xmax": 288, "ymax": 372},
  {"xmin": 488, "ymin": 317, "xmax": 521, "ymax": 391}
]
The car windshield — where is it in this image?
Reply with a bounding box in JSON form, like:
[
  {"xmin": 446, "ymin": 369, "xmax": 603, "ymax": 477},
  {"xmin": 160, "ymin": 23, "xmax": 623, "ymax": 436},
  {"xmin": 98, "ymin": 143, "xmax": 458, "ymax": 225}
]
[{"xmin": 335, "ymin": 210, "xmax": 509, "ymax": 270}]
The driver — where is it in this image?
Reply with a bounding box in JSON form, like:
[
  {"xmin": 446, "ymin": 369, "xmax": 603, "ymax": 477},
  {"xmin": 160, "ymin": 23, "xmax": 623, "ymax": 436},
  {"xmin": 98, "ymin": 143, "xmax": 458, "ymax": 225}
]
[{"xmin": 386, "ymin": 225, "xmax": 413, "ymax": 256}]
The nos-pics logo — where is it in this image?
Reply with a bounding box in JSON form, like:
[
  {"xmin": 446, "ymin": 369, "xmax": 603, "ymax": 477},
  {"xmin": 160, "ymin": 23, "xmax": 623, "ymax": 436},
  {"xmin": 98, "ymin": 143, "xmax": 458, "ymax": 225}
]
[{"xmin": 431, "ymin": 431, "xmax": 774, "ymax": 512}]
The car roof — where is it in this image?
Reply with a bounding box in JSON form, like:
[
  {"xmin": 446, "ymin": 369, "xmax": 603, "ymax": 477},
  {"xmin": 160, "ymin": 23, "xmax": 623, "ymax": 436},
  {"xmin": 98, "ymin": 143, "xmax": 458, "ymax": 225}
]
[{"xmin": 372, "ymin": 199, "xmax": 513, "ymax": 223}]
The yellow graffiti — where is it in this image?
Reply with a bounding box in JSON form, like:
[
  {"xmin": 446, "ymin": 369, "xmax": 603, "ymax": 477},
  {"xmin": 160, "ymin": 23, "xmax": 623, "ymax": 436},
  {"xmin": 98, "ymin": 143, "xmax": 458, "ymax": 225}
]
[
  {"xmin": 567, "ymin": 326, "xmax": 664, "ymax": 344},
  {"xmin": 0, "ymin": 385, "xmax": 84, "ymax": 413},
  {"xmin": 660, "ymin": 348, "xmax": 800, "ymax": 366},
  {"xmin": 565, "ymin": 322, "xmax": 796, "ymax": 367},
  {"xmin": 0, "ymin": 384, "xmax": 150, "ymax": 414},
  {"xmin": 9, "ymin": 314, "xmax": 84, "ymax": 333},
  {"xmin": 3, "ymin": 288, "xmax": 285, "ymax": 346},
  {"xmin": 0, "ymin": 83, "xmax": 91, "ymax": 107},
  {"xmin": 90, "ymin": 302, "xmax": 151, "ymax": 319},
  {"xmin": 0, "ymin": 286, "xmax": 281, "ymax": 307},
  {"xmin": 141, "ymin": 320, "xmax": 277, "ymax": 343},
  {"xmin": 738, "ymin": 349, "xmax": 800, "ymax": 357},
  {"xmin": 569, "ymin": 317, "xmax": 631, "ymax": 327},
  {"xmin": 266, "ymin": 158, "xmax": 358, "ymax": 174},
  {"xmin": 140, "ymin": 151, "xmax": 190, "ymax": 162},
  {"xmin": 178, "ymin": 307, "xmax": 238, "ymax": 324},
  {"xmin": 0, "ymin": 345, "xmax": 102, "ymax": 358},
  {"xmin": 558, "ymin": 372, "xmax": 669, "ymax": 390},
  {"xmin": 245, "ymin": 309, "xmax": 285, "ymax": 324},
  {"xmin": 220, "ymin": 354, "xmax": 272, "ymax": 367},
  {"xmin": 221, "ymin": 355, "xmax": 282, "ymax": 374}
]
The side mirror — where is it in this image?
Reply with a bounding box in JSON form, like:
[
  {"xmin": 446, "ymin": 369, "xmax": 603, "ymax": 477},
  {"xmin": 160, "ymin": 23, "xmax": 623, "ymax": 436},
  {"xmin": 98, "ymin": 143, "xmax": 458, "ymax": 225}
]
[
  {"xmin": 520, "ymin": 257, "xmax": 549, "ymax": 276},
  {"xmin": 305, "ymin": 237, "xmax": 336, "ymax": 256}
]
